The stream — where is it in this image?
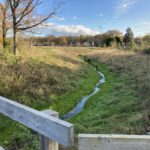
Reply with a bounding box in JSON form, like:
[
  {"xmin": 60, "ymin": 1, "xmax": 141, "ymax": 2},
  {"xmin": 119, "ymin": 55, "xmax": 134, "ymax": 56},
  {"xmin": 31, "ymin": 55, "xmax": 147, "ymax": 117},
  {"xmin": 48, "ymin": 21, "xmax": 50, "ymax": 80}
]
[{"xmin": 62, "ymin": 67, "xmax": 106, "ymax": 120}]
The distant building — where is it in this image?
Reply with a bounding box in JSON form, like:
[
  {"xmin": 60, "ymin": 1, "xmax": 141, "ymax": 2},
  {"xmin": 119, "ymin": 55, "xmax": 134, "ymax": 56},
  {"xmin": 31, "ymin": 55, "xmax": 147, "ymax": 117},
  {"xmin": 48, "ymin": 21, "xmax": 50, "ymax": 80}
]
[{"xmin": 83, "ymin": 41, "xmax": 91, "ymax": 47}]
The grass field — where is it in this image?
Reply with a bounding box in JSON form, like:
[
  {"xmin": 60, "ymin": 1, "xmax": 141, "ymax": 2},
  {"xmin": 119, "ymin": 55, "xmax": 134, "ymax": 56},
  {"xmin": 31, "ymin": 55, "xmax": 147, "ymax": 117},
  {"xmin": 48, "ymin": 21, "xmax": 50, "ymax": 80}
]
[{"xmin": 0, "ymin": 47, "xmax": 150, "ymax": 150}]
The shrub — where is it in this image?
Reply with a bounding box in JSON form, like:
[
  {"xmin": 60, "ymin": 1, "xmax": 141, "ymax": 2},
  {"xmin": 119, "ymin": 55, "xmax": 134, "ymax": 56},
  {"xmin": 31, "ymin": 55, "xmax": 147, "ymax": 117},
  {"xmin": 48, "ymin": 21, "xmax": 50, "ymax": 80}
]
[{"xmin": 143, "ymin": 48, "xmax": 150, "ymax": 55}]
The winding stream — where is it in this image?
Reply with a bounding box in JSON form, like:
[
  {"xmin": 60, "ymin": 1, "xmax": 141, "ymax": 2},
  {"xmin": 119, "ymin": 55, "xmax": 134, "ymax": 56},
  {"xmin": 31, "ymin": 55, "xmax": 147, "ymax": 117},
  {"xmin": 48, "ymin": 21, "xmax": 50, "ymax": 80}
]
[{"xmin": 62, "ymin": 67, "xmax": 106, "ymax": 120}]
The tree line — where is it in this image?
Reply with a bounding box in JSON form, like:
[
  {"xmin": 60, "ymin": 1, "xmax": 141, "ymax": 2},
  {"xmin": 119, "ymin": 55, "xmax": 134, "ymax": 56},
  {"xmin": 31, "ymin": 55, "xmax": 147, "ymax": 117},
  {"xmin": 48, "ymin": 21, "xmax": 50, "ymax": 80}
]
[
  {"xmin": 34, "ymin": 30, "xmax": 123, "ymax": 48},
  {"xmin": 33, "ymin": 27, "xmax": 150, "ymax": 50},
  {"xmin": 0, "ymin": 0, "xmax": 149, "ymax": 53}
]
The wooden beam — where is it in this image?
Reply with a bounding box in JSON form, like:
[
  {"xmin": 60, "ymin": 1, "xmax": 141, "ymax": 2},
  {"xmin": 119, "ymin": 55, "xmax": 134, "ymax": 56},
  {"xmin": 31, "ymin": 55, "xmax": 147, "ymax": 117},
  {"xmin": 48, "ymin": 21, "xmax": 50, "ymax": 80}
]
[
  {"xmin": 40, "ymin": 110, "xmax": 59, "ymax": 150},
  {"xmin": 78, "ymin": 134, "xmax": 150, "ymax": 150},
  {"xmin": 0, "ymin": 147, "xmax": 5, "ymax": 150},
  {"xmin": 0, "ymin": 96, "xmax": 74, "ymax": 147}
]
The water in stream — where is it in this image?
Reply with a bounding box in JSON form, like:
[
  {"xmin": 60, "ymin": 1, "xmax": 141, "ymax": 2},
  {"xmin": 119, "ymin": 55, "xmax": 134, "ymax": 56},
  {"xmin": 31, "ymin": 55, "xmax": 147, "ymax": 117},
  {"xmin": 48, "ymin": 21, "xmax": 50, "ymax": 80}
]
[{"xmin": 62, "ymin": 69, "xmax": 106, "ymax": 120}]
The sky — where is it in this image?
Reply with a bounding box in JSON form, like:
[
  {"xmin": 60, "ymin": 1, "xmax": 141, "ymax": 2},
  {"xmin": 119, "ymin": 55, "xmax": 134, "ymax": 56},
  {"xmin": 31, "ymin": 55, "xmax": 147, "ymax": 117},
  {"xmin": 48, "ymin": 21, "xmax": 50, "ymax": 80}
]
[{"xmin": 39, "ymin": 0, "xmax": 150, "ymax": 37}]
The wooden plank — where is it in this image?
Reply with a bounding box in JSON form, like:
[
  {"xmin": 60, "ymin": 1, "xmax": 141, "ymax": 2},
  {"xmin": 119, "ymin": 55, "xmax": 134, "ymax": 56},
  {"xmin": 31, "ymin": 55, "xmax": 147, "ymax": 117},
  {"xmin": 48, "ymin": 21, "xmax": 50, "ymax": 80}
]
[
  {"xmin": 78, "ymin": 134, "xmax": 150, "ymax": 150},
  {"xmin": 0, "ymin": 147, "xmax": 5, "ymax": 150},
  {"xmin": 40, "ymin": 132, "xmax": 59, "ymax": 150},
  {"xmin": 40, "ymin": 110, "xmax": 59, "ymax": 150},
  {"xmin": 0, "ymin": 96, "xmax": 74, "ymax": 147}
]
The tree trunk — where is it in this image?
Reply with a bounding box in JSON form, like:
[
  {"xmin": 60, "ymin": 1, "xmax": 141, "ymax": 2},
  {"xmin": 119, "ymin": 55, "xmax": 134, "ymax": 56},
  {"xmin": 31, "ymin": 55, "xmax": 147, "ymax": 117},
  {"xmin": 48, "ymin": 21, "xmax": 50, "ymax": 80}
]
[
  {"xmin": 2, "ymin": 14, "xmax": 7, "ymax": 49},
  {"xmin": 13, "ymin": 29, "xmax": 17, "ymax": 55},
  {"xmin": 12, "ymin": 7, "xmax": 17, "ymax": 55},
  {"xmin": 12, "ymin": 11, "xmax": 17, "ymax": 55},
  {"xmin": 2, "ymin": 30, "xmax": 6, "ymax": 49}
]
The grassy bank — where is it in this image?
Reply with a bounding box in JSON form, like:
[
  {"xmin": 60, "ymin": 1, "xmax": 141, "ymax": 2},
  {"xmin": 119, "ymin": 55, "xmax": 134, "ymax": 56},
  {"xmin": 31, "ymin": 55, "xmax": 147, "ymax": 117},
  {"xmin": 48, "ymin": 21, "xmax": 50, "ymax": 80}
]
[
  {"xmin": 68, "ymin": 49, "xmax": 150, "ymax": 136},
  {"xmin": 70, "ymin": 58, "xmax": 146, "ymax": 135},
  {"xmin": 86, "ymin": 49, "xmax": 150, "ymax": 101},
  {"xmin": 0, "ymin": 47, "xmax": 99, "ymax": 149},
  {"xmin": 0, "ymin": 47, "xmax": 149, "ymax": 149},
  {"xmin": 51, "ymin": 65, "xmax": 99, "ymax": 116}
]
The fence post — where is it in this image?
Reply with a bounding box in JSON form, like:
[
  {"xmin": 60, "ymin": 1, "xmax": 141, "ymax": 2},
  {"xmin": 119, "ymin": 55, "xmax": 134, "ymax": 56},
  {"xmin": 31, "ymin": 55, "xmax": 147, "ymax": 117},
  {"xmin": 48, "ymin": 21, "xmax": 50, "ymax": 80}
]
[{"xmin": 40, "ymin": 110, "xmax": 59, "ymax": 150}]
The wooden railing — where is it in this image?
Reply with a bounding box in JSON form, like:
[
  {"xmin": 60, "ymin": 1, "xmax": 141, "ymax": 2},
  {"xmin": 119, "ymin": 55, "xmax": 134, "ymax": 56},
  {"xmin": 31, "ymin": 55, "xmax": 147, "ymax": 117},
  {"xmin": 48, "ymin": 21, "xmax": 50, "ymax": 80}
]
[
  {"xmin": 78, "ymin": 134, "xmax": 150, "ymax": 150},
  {"xmin": 0, "ymin": 96, "xmax": 74, "ymax": 150},
  {"xmin": 0, "ymin": 147, "xmax": 5, "ymax": 150},
  {"xmin": 1, "ymin": 96, "xmax": 150, "ymax": 150}
]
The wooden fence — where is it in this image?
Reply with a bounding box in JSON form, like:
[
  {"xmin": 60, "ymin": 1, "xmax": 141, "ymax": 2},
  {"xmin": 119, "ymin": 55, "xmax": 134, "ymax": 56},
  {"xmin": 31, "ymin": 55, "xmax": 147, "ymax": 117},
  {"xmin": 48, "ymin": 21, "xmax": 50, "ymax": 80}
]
[
  {"xmin": 0, "ymin": 96, "xmax": 74, "ymax": 150},
  {"xmin": 78, "ymin": 134, "xmax": 150, "ymax": 150},
  {"xmin": 1, "ymin": 96, "xmax": 150, "ymax": 150}
]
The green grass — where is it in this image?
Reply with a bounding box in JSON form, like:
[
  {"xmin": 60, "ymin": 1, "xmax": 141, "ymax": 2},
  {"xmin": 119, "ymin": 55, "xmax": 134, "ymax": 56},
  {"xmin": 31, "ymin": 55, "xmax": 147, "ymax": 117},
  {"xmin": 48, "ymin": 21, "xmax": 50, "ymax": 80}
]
[
  {"xmin": 51, "ymin": 64, "xmax": 99, "ymax": 116},
  {"xmin": 0, "ymin": 47, "xmax": 149, "ymax": 150},
  {"xmin": 70, "ymin": 59, "xmax": 146, "ymax": 135},
  {"xmin": 0, "ymin": 48, "xmax": 99, "ymax": 149}
]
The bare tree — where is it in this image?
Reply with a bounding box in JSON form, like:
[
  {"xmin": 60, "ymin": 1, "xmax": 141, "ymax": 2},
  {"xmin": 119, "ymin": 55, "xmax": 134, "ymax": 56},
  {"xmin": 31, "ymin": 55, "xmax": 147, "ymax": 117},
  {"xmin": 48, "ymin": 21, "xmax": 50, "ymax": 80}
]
[
  {"xmin": 0, "ymin": 0, "xmax": 11, "ymax": 48},
  {"xmin": 7, "ymin": 0, "xmax": 60, "ymax": 54}
]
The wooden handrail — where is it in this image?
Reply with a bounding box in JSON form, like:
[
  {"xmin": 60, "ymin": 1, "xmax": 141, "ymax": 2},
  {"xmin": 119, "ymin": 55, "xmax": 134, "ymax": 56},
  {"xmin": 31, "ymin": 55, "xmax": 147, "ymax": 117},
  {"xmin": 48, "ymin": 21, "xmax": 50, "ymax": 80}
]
[
  {"xmin": 78, "ymin": 134, "xmax": 150, "ymax": 150},
  {"xmin": 0, "ymin": 96, "xmax": 74, "ymax": 147},
  {"xmin": 0, "ymin": 147, "xmax": 5, "ymax": 150}
]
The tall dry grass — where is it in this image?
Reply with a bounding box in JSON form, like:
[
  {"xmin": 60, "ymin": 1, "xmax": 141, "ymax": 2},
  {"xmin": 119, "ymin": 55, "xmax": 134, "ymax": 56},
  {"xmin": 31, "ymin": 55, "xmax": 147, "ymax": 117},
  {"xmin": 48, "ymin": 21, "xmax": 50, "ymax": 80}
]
[
  {"xmin": 0, "ymin": 46, "xmax": 97, "ymax": 150},
  {"xmin": 0, "ymin": 47, "xmax": 87, "ymax": 108}
]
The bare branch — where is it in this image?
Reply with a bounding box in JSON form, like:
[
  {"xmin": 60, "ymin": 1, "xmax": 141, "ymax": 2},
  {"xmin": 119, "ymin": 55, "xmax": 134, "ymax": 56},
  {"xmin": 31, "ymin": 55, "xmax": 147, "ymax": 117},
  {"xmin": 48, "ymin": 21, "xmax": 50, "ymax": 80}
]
[
  {"xmin": 6, "ymin": 0, "xmax": 62, "ymax": 54},
  {"xmin": 18, "ymin": 12, "xmax": 56, "ymax": 31}
]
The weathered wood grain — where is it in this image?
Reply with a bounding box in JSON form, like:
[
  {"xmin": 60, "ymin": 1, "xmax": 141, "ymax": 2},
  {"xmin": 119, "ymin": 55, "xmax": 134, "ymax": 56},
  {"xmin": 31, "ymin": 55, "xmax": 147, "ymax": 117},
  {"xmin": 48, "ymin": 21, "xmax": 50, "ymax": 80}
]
[
  {"xmin": 0, "ymin": 147, "xmax": 5, "ymax": 150},
  {"xmin": 78, "ymin": 134, "xmax": 150, "ymax": 150},
  {"xmin": 0, "ymin": 96, "xmax": 74, "ymax": 147},
  {"xmin": 40, "ymin": 110, "xmax": 59, "ymax": 150}
]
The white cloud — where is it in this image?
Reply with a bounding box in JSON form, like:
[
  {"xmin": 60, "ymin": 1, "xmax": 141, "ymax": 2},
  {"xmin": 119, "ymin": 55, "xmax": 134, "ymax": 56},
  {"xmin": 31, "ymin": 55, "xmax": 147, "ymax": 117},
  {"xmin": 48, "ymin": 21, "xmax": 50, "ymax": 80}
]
[
  {"xmin": 39, "ymin": 23, "xmax": 100, "ymax": 36},
  {"xmin": 142, "ymin": 21, "xmax": 150, "ymax": 25},
  {"xmin": 55, "ymin": 16, "xmax": 65, "ymax": 21},
  {"xmin": 114, "ymin": 0, "xmax": 137, "ymax": 18},
  {"xmin": 98, "ymin": 13, "xmax": 104, "ymax": 17},
  {"xmin": 72, "ymin": 16, "xmax": 78, "ymax": 20},
  {"xmin": 132, "ymin": 21, "xmax": 150, "ymax": 37}
]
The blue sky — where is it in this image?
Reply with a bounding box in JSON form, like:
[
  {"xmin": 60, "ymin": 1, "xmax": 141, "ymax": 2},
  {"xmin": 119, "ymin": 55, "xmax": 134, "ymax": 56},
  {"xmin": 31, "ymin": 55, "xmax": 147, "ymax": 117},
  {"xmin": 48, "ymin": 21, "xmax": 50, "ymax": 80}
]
[{"xmin": 41, "ymin": 0, "xmax": 150, "ymax": 36}]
